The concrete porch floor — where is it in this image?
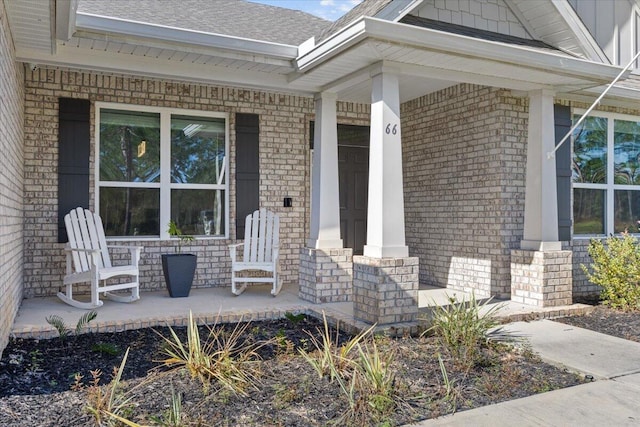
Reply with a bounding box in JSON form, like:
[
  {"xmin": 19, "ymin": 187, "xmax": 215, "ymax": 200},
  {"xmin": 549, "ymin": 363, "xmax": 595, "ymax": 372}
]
[{"xmin": 10, "ymin": 284, "xmax": 595, "ymax": 339}]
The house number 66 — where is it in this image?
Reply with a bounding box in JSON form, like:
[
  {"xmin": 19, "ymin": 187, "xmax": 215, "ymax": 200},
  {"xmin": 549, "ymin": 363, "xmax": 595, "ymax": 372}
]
[{"xmin": 385, "ymin": 123, "xmax": 398, "ymax": 135}]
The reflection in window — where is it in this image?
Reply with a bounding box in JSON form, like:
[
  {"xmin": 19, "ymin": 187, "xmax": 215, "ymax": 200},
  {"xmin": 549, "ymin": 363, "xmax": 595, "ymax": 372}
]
[
  {"xmin": 614, "ymin": 120, "xmax": 640, "ymax": 185},
  {"xmin": 99, "ymin": 188, "xmax": 160, "ymax": 236},
  {"xmin": 171, "ymin": 189, "xmax": 225, "ymax": 236},
  {"xmin": 573, "ymin": 188, "xmax": 605, "ymax": 235},
  {"xmin": 574, "ymin": 113, "xmax": 640, "ymax": 236},
  {"xmin": 615, "ymin": 190, "xmax": 640, "ymax": 233},
  {"xmin": 97, "ymin": 106, "xmax": 228, "ymax": 238},
  {"xmin": 100, "ymin": 110, "xmax": 160, "ymax": 183},
  {"xmin": 572, "ymin": 115, "xmax": 607, "ymax": 184},
  {"xmin": 171, "ymin": 116, "xmax": 226, "ymax": 185}
]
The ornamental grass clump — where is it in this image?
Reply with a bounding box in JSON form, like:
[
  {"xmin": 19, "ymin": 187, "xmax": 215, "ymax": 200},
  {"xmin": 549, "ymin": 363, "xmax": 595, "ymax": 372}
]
[
  {"xmin": 582, "ymin": 231, "xmax": 640, "ymax": 310},
  {"xmin": 300, "ymin": 312, "xmax": 399, "ymax": 425},
  {"xmin": 158, "ymin": 311, "xmax": 265, "ymax": 396},
  {"xmin": 424, "ymin": 294, "xmax": 502, "ymax": 369}
]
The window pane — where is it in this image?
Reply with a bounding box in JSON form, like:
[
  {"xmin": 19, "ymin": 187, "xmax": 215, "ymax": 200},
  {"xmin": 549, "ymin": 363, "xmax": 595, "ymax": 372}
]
[
  {"xmin": 614, "ymin": 119, "xmax": 640, "ymax": 185},
  {"xmin": 171, "ymin": 189, "xmax": 225, "ymax": 236},
  {"xmin": 100, "ymin": 110, "xmax": 160, "ymax": 183},
  {"xmin": 614, "ymin": 190, "xmax": 640, "ymax": 233},
  {"xmin": 572, "ymin": 115, "xmax": 607, "ymax": 184},
  {"xmin": 171, "ymin": 115, "xmax": 226, "ymax": 184},
  {"xmin": 573, "ymin": 188, "xmax": 605, "ymax": 235},
  {"xmin": 99, "ymin": 188, "xmax": 160, "ymax": 236}
]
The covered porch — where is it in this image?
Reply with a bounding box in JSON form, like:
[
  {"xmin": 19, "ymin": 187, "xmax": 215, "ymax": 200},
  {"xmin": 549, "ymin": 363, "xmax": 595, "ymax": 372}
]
[{"xmin": 296, "ymin": 16, "xmax": 625, "ymax": 323}]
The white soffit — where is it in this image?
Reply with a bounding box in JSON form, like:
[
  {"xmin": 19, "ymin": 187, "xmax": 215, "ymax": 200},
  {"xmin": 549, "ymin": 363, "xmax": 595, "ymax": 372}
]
[
  {"xmin": 506, "ymin": 0, "xmax": 608, "ymax": 63},
  {"xmin": 292, "ymin": 17, "xmax": 625, "ymax": 98},
  {"xmin": 4, "ymin": 0, "xmax": 52, "ymax": 53}
]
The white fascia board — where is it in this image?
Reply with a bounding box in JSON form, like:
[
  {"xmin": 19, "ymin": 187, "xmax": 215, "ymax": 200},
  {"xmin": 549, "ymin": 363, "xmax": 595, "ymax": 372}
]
[
  {"xmin": 298, "ymin": 17, "xmax": 626, "ymax": 84},
  {"xmin": 375, "ymin": 0, "xmax": 424, "ymax": 22},
  {"xmin": 550, "ymin": 0, "xmax": 610, "ymax": 63},
  {"xmin": 75, "ymin": 12, "xmax": 298, "ymax": 60},
  {"xmin": 296, "ymin": 19, "xmax": 368, "ymax": 70},
  {"xmin": 16, "ymin": 45, "xmax": 317, "ymax": 96},
  {"xmin": 55, "ymin": 0, "xmax": 78, "ymax": 41}
]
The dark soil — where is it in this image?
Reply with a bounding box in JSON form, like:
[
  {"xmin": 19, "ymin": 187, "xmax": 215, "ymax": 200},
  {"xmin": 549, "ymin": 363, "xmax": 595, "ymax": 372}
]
[
  {"xmin": 556, "ymin": 305, "xmax": 640, "ymax": 343},
  {"xmin": 0, "ymin": 312, "xmax": 601, "ymax": 427}
]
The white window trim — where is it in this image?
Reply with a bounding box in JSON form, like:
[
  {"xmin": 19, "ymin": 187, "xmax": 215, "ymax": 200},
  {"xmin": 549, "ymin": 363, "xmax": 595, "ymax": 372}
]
[
  {"xmin": 95, "ymin": 102, "xmax": 230, "ymax": 240},
  {"xmin": 573, "ymin": 108, "xmax": 640, "ymax": 237}
]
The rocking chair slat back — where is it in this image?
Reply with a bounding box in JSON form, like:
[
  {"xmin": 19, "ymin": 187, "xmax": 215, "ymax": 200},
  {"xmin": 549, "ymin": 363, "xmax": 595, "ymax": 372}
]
[
  {"xmin": 230, "ymin": 208, "xmax": 281, "ymax": 296},
  {"xmin": 65, "ymin": 207, "xmax": 111, "ymax": 272},
  {"xmin": 59, "ymin": 207, "xmax": 142, "ymax": 309},
  {"xmin": 243, "ymin": 209, "xmax": 278, "ymax": 263}
]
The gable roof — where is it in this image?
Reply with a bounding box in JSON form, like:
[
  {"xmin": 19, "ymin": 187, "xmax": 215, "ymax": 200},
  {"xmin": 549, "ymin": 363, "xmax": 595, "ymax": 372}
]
[
  {"xmin": 400, "ymin": 15, "xmax": 562, "ymax": 55},
  {"xmin": 78, "ymin": 0, "xmax": 330, "ymax": 46},
  {"xmin": 317, "ymin": 0, "xmax": 392, "ymax": 42}
]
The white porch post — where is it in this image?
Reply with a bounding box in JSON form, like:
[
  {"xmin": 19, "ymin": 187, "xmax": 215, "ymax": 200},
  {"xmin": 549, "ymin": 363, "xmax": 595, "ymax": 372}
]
[
  {"xmin": 308, "ymin": 92, "xmax": 343, "ymax": 249},
  {"xmin": 521, "ymin": 89, "xmax": 561, "ymax": 251},
  {"xmin": 300, "ymin": 92, "xmax": 352, "ymax": 304},
  {"xmin": 363, "ymin": 70, "xmax": 408, "ymax": 258},
  {"xmin": 512, "ymin": 89, "xmax": 572, "ymax": 307}
]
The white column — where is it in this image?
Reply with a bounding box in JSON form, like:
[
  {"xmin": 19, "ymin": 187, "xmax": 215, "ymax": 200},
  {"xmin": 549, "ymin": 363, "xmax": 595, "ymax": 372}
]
[
  {"xmin": 363, "ymin": 70, "xmax": 409, "ymax": 258},
  {"xmin": 521, "ymin": 89, "xmax": 561, "ymax": 251},
  {"xmin": 308, "ymin": 92, "xmax": 343, "ymax": 249}
]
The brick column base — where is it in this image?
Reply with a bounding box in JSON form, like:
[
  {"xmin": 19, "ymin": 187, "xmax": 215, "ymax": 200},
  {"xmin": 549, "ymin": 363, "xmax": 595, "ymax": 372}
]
[
  {"xmin": 510, "ymin": 249, "xmax": 572, "ymax": 307},
  {"xmin": 353, "ymin": 256, "xmax": 419, "ymax": 325},
  {"xmin": 299, "ymin": 248, "xmax": 353, "ymax": 303}
]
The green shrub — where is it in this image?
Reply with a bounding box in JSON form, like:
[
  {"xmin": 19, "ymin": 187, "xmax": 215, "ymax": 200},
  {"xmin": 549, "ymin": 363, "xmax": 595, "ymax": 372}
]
[{"xmin": 582, "ymin": 232, "xmax": 640, "ymax": 310}]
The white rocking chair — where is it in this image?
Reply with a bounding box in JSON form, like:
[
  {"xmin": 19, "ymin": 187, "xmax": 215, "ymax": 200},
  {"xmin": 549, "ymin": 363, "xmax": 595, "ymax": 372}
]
[
  {"xmin": 229, "ymin": 208, "xmax": 281, "ymax": 296},
  {"xmin": 58, "ymin": 207, "xmax": 142, "ymax": 309}
]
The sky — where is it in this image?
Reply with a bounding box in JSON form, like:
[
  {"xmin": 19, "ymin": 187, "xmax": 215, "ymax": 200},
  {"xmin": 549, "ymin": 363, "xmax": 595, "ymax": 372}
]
[{"xmin": 247, "ymin": 0, "xmax": 362, "ymax": 21}]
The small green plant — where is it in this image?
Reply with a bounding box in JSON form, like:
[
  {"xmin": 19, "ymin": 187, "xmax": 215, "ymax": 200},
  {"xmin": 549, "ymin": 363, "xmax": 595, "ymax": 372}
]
[
  {"xmin": 284, "ymin": 311, "xmax": 306, "ymax": 325},
  {"xmin": 167, "ymin": 220, "xmax": 194, "ymax": 254},
  {"xmin": 582, "ymin": 231, "xmax": 640, "ymax": 310},
  {"xmin": 28, "ymin": 350, "xmax": 43, "ymax": 372},
  {"xmin": 91, "ymin": 342, "xmax": 120, "ymax": 356},
  {"xmin": 158, "ymin": 311, "xmax": 265, "ymax": 395},
  {"xmin": 424, "ymin": 294, "xmax": 502, "ymax": 369},
  {"xmin": 45, "ymin": 310, "xmax": 98, "ymax": 342}
]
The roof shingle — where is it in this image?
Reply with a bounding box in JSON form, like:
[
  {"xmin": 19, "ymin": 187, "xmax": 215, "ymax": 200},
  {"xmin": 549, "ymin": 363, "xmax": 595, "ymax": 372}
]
[{"xmin": 78, "ymin": 0, "xmax": 331, "ymax": 46}]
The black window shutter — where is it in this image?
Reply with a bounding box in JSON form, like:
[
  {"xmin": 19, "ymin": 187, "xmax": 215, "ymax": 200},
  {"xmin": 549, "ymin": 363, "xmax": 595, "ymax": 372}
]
[
  {"xmin": 58, "ymin": 98, "xmax": 91, "ymax": 243},
  {"xmin": 554, "ymin": 104, "xmax": 572, "ymax": 241},
  {"xmin": 235, "ymin": 113, "xmax": 260, "ymax": 239}
]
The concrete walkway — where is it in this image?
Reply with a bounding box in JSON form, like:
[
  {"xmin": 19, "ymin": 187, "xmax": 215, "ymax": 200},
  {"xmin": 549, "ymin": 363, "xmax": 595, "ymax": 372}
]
[{"xmin": 414, "ymin": 320, "xmax": 640, "ymax": 426}]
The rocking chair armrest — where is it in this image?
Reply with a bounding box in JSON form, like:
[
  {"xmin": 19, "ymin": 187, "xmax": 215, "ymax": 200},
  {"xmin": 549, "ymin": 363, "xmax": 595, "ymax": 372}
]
[
  {"xmin": 228, "ymin": 242, "xmax": 244, "ymax": 262},
  {"xmin": 107, "ymin": 245, "xmax": 143, "ymax": 265}
]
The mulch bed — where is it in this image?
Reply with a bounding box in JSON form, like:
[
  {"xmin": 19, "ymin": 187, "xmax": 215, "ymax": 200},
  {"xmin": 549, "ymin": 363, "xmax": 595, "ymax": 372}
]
[
  {"xmin": 555, "ymin": 305, "xmax": 640, "ymax": 343},
  {"xmin": 0, "ymin": 309, "xmax": 619, "ymax": 426}
]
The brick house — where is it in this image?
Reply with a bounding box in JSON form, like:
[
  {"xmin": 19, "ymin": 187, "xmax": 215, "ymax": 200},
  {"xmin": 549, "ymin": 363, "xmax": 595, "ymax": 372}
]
[{"xmin": 1, "ymin": 0, "xmax": 639, "ymax": 355}]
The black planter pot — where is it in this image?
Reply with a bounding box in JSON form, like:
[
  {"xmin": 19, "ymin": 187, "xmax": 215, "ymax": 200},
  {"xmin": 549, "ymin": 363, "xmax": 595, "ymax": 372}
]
[{"xmin": 161, "ymin": 254, "xmax": 197, "ymax": 298}]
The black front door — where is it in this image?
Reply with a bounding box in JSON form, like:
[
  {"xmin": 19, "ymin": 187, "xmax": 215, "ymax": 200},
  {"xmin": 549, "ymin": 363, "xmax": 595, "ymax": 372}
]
[{"xmin": 337, "ymin": 125, "xmax": 369, "ymax": 255}]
